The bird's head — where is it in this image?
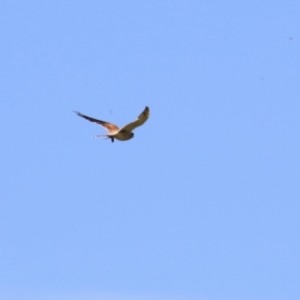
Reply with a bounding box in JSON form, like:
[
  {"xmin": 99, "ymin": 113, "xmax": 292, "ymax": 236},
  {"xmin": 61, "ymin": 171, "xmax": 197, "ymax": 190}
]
[{"xmin": 130, "ymin": 132, "xmax": 134, "ymax": 139}]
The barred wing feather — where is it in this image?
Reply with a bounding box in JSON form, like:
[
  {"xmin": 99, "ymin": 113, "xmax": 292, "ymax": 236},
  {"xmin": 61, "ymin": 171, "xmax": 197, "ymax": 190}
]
[{"xmin": 121, "ymin": 106, "xmax": 150, "ymax": 132}]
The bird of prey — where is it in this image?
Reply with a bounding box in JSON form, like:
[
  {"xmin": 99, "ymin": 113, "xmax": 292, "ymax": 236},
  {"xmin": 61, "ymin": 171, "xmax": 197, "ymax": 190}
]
[{"xmin": 74, "ymin": 106, "xmax": 150, "ymax": 143}]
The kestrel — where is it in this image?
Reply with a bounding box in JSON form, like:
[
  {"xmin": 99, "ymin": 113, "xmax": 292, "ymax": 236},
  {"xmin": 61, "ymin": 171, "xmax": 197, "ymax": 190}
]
[{"xmin": 74, "ymin": 106, "xmax": 150, "ymax": 143}]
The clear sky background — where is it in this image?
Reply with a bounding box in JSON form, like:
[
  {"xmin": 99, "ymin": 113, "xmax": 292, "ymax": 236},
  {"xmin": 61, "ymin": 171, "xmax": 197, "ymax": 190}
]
[{"xmin": 1, "ymin": 1, "xmax": 300, "ymax": 300}]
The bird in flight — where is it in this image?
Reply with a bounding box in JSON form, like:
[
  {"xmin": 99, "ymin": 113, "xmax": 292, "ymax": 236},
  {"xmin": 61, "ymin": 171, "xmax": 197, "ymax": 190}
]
[{"xmin": 74, "ymin": 106, "xmax": 150, "ymax": 143}]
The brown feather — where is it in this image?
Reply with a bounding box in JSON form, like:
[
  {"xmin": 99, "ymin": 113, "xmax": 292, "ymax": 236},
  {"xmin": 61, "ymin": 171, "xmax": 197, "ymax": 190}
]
[{"xmin": 74, "ymin": 111, "xmax": 119, "ymax": 132}]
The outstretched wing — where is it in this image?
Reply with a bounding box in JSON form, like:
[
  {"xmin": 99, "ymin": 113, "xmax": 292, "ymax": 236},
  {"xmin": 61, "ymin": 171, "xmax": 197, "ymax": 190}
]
[
  {"xmin": 120, "ymin": 106, "xmax": 150, "ymax": 132},
  {"xmin": 74, "ymin": 111, "xmax": 119, "ymax": 132}
]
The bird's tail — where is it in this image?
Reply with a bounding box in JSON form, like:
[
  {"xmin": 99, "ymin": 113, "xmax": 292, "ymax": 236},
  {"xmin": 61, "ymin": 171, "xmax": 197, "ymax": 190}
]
[
  {"xmin": 93, "ymin": 134, "xmax": 114, "ymax": 142},
  {"xmin": 93, "ymin": 134, "xmax": 107, "ymax": 138}
]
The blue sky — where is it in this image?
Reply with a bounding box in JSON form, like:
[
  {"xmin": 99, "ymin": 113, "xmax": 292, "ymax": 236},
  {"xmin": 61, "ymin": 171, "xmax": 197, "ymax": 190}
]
[{"xmin": 1, "ymin": 1, "xmax": 300, "ymax": 299}]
